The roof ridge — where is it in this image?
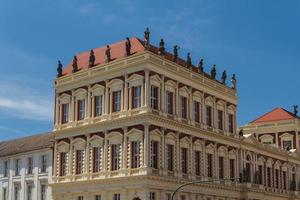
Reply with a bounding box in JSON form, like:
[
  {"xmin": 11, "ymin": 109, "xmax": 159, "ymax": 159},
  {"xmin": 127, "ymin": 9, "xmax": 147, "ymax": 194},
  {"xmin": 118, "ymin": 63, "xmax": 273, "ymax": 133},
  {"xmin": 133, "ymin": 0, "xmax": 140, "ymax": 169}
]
[
  {"xmin": 0, "ymin": 132, "xmax": 53, "ymax": 143},
  {"xmin": 250, "ymin": 107, "xmax": 296, "ymax": 124}
]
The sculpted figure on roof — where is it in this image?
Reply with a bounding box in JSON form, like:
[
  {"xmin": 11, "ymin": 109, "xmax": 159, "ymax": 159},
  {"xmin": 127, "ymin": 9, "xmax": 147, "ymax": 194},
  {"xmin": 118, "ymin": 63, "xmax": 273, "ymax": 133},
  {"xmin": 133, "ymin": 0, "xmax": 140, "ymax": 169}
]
[
  {"xmin": 57, "ymin": 60, "xmax": 63, "ymax": 77},
  {"xmin": 186, "ymin": 53, "xmax": 192, "ymax": 69},
  {"xmin": 158, "ymin": 39, "xmax": 165, "ymax": 55},
  {"xmin": 144, "ymin": 27, "xmax": 150, "ymax": 47},
  {"xmin": 231, "ymin": 74, "xmax": 237, "ymax": 89},
  {"xmin": 173, "ymin": 45, "xmax": 179, "ymax": 62},
  {"xmin": 89, "ymin": 49, "xmax": 95, "ymax": 67},
  {"xmin": 221, "ymin": 70, "xmax": 227, "ymax": 84},
  {"xmin": 72, "ymin": 56, "xmax": 78, "ymax": 73},
  {"xmin": 125, "ymin": 37, "xmax": 131, "ymax": 56},
  {"xmin": 294, "ymin": 105, "xmax": 298, "ymax": 116},
  {"xmin": 105, "ymin": 45, "xmax": 111, "ymax": 62},
  {"xmin": 210, "ymin": 64, "xmax": 216, "ymax": 79},
  {"xmin": 198, "ymin": 59, "xmax": 204, "ymax": 73}
]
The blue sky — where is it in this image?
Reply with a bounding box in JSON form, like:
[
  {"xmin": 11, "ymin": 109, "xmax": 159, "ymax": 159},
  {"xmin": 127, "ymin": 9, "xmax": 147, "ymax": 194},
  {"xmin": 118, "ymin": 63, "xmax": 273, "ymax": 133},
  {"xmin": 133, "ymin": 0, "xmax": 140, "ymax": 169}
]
[{"xmin": 0, "ymin": 0, "xmax": 299, "ymax": 141}]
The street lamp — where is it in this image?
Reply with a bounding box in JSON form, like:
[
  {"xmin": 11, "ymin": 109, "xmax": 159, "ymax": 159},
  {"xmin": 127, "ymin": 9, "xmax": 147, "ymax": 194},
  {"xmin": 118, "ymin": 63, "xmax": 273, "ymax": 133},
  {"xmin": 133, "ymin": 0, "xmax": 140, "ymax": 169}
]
[{"xmin": 171, "ymin": 178, "xmax": 239, "ymax": 200}]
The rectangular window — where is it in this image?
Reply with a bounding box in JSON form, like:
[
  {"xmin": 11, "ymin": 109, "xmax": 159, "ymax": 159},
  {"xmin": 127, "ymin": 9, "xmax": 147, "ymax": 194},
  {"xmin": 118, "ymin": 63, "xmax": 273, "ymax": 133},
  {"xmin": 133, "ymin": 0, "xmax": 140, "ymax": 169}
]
[
  {"xmin": 275, "ymin": 169, "xmax": 279, "ymax": 188},
  {"xmin": 95, "ymin": 195, "xmax": 101, "ymax": 200},
  {"xmin": 228, "ymin": 114, "xmax": 234, "ymax": 133},
  {"xmin": 180, "ymin": 96, "xmax": 187, "ymax": 119},
  {"xmin": 41, "ymin": 155, "xmax": 47, "ymax": 173},
  {"xmin": 3, "ymin": 188, "xmax": 7, "ymax": 200},
  {"xmin": 112, "ymin": 91, "xmax": 122, "ymax": 112},
  {"xmin": 14, "ymin": 185, "xmax": 19, "ymax": 200},
  {"xmin": 194, "ymin": 101, "xmax": 200, "ymax": 123},
  {"xmin": 93, "ymin": 147, "xmax": 102, "ymax": 173},
  {"xmin": 27, "ymin": 184, "xmax": 32, "ymax": 200},
  {"xmin": 113, "ymin": 194, "xmax": 120, "ymax": 200},
  {"xmin": 195, "ymin": 151, "xmax": 201, "ymax": 176},
  {"xmin": 132, "ymin": 86, "xmax": 142, "ymax": 108},
  {"xmin": 166, "ymin": 91, "xmax": 173, "ymax": 115},
  {"xmin": 4, "ymin": 160, "xmax": 8, "ymax": 177},
  {"xmin": 150, "ymin": 86, "xmax": 159, "ymax": 110},
  {"xmin": 230, "ymin": 159, "xmax": 235, "ymax": 180},
  {"xmin": 15, "ymin": 159, "xmax": 20, "ymax": 176},
  {"xmin": 150, "ymin": 141, "xmax": 158, "ymax": 169},
  {"xmin": 181, "ymin": 148, "xmax": 188, "ymax": 174},
  {"xmin": 166, "ymin": 193, "xmax": 171, "ymax": 200},
  {"xmin": 77, "ymin": 99, "xmax": 86, "ymax": 120},
  {"xmin": 62, "ymin": 103, "xmax": 69, "ymax": 124},
  {"xmin": 60, "ymin": 152, "xmax": 67, "ymax": 176},
  {"xmin": 283, "ymin": 140, "xmax": 292, "ymax": 150},
  {"xmin": 166, "ymin": 144, "xmax": 174, "ymax": 171},
  {"xmin": 207, "ymin": 154, "xmax": 213, "ymax": 178},
  {"xmin": 28, "ymin": 157, "xmax": 33, "ymax": 174},
  {"xmin": 217, "ymin": 110, "xmax": 223, "ymax": 130},
  {"xmin": 283, "ymin": 171, "xmax": 287, "ymax": 189},
  {"xmin": 206, "ymin": 106, "xmax": 212, "ymax": 127},
  {"xmin": 131, "ymin": 141, "xmax": 141, "ymax": 168},
  {"xmin": 218, "ymin": 156, "xmax": 224, "ymax": 179},
  {"xmin": 150, "ymin": 192, "xmax": 156, "ymax": 200},
  {"xmin": 111, "ymin": 144, "xmax": 121, "ymax": 171},
  {"xmin": 78, "ymin": 196, "xmax": 84, "ymax": 200},
  {"xmin": 94, "ymin": 95, "xmax": 103, "ymax": 117},
  {"xmin": 267, "ymin": 167, "xmax": 271, "ymax": 187},
  {"xmin": 76, "ymin": 150, "xmax": 84, "ymax": 174},
  {"xmin": 180, "ymin": 195, "xmax": 186, "ymax": 200},
  {"xmin": 258, "ymin": 165, "xmax": 263, "ymax": 184}
]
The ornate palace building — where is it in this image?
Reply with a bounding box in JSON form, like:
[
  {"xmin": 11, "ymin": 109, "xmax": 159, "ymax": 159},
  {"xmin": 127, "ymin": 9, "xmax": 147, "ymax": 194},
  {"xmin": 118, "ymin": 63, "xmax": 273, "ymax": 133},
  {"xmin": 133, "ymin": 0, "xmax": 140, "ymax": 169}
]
[
  {"xmin": 241, "ymin": 107, "xmax": 300, "ymax": 151},
  {"xmin": 0, "ymin": 132, "xmax": 54, "ymax": 200},
  {"xmin": 50, "ymin": 30, "xmax": 300, "ymax": 200}
]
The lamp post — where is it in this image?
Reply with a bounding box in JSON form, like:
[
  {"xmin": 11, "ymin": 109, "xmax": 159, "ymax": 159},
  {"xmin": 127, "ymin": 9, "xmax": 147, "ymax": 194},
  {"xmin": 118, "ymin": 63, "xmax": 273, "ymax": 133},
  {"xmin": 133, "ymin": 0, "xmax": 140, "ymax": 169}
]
[{"xmin": 171, "ymin": 178, "xmax": 239, "ymax": 200}]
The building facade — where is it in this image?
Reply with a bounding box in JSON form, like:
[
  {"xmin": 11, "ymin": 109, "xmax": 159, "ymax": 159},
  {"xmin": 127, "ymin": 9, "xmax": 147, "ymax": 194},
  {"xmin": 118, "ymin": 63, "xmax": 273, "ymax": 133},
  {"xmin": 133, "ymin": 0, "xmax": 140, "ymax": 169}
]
[
  {"xmin": 51, "ymin": 36, "xmax": 300, "ymax": 200},
  {"xmin": 241, "ymin": 107, "xmax": 300, "ymax": 150},
  {"xmin": 0, "ymin": 132, "xmax": 54, "ymax": 200}
]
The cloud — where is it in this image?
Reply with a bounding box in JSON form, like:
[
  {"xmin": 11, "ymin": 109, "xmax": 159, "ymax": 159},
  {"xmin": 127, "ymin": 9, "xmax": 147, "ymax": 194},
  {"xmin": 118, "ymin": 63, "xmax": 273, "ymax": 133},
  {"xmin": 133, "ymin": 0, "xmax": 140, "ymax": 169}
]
[{"xmin": 78, "ymin": 3, "xmax": 96, "ymax": 15}]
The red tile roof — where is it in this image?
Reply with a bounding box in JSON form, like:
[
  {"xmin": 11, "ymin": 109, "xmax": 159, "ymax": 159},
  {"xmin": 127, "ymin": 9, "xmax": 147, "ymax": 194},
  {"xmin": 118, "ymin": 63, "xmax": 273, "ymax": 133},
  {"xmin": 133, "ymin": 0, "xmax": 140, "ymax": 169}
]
[{"xmin": 250, "ymin": 107, "xmax": 297, "ymax": 124}]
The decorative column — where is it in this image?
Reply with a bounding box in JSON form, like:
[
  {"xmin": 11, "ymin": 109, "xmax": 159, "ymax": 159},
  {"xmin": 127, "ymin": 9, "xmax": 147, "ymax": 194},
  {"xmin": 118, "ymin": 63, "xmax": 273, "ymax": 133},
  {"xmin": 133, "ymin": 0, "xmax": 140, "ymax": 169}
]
[
  {"xmin": 68, "ymin": 138, "xmax": 73, "ymax": 175},
  {"xmin": 71, "ymin": 90, "xmax": 75, "ymax": 122},
  {"xmin": 161, "ymin": 75, "xmax": 165, "ymax": 112},
  {"xmin": 175, "ymin": 81, "xmax": 179, "ymax": 117},
  {"xmin": 87, "ymin": 85, "xmax": 92, "ymax": 118},
  {"xmin": 103, "ymin": 130, "xmax": 108, "ymax": 171},
  {"xmin": 161, "ymin": 128, "xmax": 166, "ymax": 172},
  {"xmin": 275, "ymin": 132, "xmax": 279, "ymax": 148},
  {"xmin": 85, "ymin": 137, "xmax": 90, "ymax": 174},
  {"xmin": 296, "ymin": 131, "xmax": 299, "ymax": 149},
  {"xmin": 105, "ymin": 80, "xmax": 109, "ymax": 115},
  {"xmin": 53, "ymin": 142, "xmax": 57, "ymax": 177},
  {"xmin": 144, "ymin": 70, "xmax": 150, "ymax": 107},
  {"xmin": 189, "ymin": 87, "xmax": 193, "ymax": 121},
  {"xmin": 143, "ymin": 124, "xmax": 150, "ymax": 167},
  {"xmin": 124, "ymin": 74, "xmax": 128, "ymax": 111},
  {"xmin": 55, "ymin": 95, "xmax": 59, "ymax": 127},
  {"xmin": 123, "ymin": 127, "xmax": 128, "ymax": 169},
  {"xmin": 176, "ymin": 132, "xmax": 180, "ymax": 175}
]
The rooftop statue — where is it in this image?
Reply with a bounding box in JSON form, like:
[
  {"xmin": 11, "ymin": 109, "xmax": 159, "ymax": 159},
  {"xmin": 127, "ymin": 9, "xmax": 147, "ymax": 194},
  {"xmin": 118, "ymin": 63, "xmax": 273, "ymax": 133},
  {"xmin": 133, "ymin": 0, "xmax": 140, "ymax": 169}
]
[
  {"xmin": 158, "ymin": 39, "xmax": 165, "ymax": 55},
  {"xmin": 294, "ymin": 105, "xmax": 298, "ymax": 116},
  {"xmin": 57, "ymin": 60, "xmax": 63, "ymax": 77},
  {"xmin": 231, "ymin": 74, "xmax": 237, "ymax": 89},
  {"xmin": 186, "ymin": 53, "xmax": 192, "ymax": 69},
  {"xmin": 125, "ymin": 37, "xmax": 131, "ymax": 56},
  {"xmin": 72, "ymin": 56, "xmax": 78, "ymax": 73},
  {"xmin": 105, "ymin": 45, "xmax": 111, "ymax": 63},
  {"xmin": 221, "ymin": 70, "xmax": 227, "ymax": 84},
  {"xmin": 198, "ymin": 59, "xmax": 204, "ymax": 73},
  {"xmin": 144, "ymin": 27, "xmax": 150, "ymax": 47},
  {"xmin": 210, "ymin": 64, "xmax": 216, "ymax": 79},
  {"xmin": 173, "ymin": 45, "xmax": 179, "ymax": 62},
  {"xmin": 89, "ymin": 49, "xmax": 95, "ymax": 67}
]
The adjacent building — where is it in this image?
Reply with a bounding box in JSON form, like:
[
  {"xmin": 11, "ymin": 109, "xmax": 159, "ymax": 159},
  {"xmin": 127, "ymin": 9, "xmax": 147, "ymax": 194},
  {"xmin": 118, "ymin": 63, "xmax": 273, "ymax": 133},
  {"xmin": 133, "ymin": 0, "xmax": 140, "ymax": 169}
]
[
  {"xmin": 0, "ymin": 132, "xmax": 54, "ymax": 200},
  {"xmin": 51, "ymin": 36, "xmax": 300, "ymax": 200}
]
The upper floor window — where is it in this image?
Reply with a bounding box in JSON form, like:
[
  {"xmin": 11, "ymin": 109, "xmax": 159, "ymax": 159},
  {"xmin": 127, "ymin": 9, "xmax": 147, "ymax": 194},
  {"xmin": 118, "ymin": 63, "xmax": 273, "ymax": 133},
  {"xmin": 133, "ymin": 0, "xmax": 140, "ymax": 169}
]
[
  {"xmin": 257, "ymin": 165, "xmax": 263, "ymax": 184},
  {"xmin": 113, "ymin": 194, "xmax": 120, "ymax": 200},
  {"xmin": 94, "ymin": 95, "xmax": 103, "ymax": 117},
  {"xmin": 112, "ymin": 91, "xmax": 121, "ymax": 112},
  {"xmin": 27, "ymin": 184, "xmax": 32, "ymax": 200},
  {"xmin": 95, "ymin": 195, "xmax": 101, "ymax": 200},
  {"xmin": 41, "ymin": 155, "xmax": 47, "ymax": 173},
  {"xmin": 206, "ymin": 106, "xmax": 212, "ymax": 127},
  {"xmin": 230, "ymin": 159, "xmax": 235, "ymax": 180},
  {"xmin": 77, "ymin": 99, "xmax": 85, "ymax": 120},
  {"xmin": 180, "ymin": 96, "xmax": 187, "ymax": 119},
  {"xmin": 217, "ymin": 110, "xmax": 223, "ymax": 130},
  {"xmin": 166, "ymin": 144, "xmax": 174, "ymax": 171},
  {"xmin": 41, "ymin": 185, "xmax": 46, "ymax": 200},
  {"xmin": 194, "ymin": 151, "xmax": 201, "ymax": 176},
  {"xmin": 283, "ymin": 140, "xmax": 292, "ymax": 150},
  {"xmin": 218, "ymin": 156, "xmax": 224, "ymax": 179},
  {"xmin": 181, "ymin": 148, "xmax": 188, "ymax": 174},
  {"xmin": 207, "ymin": 154, "xmax": 213, "ymax": 178},
  {"xmin": 4, "ymin": 160, "xmax": 8, "ymax": 177},
  {"xmin": 283, "ymin": 171, "xmax": 287, "ymax": 189},
  {"xmin": 275, "ymin": 169, "xmax": 279, "ymax": 188},
  {"xmin": 150, "ymin": 141, "xmax": 158, "ymax": 169},
  {"xmin": 76, "ymin": 150, "xmax": 84, "ymax": 174},
  {"xmin": 150, "ymin": 192, "xmax": 156, "ymax": 200},
  {"xmin": 166, "ymin": 91, "xmax": 173, "ymax": 115},
  {"xmin": 267, "ymin": 167, "xmax": 271, "ymax": 187},
  {"xmin": 3, "ymin": 188, "xmax": 7, "ymax": 200},
  {"xmin": 15, "ymin": 159, "xmax": 20, "ymax": 176},
  {"xmin": 59, "ymin": 152, "xmax": 67, "ymax": 176},
  {"xmin": 62, "ymin": 103, "xmax": 69, "ymax": 124},
  {"xmin": 93, "ymin": 147, "xmax": 102, "ymax": 173},
  {"xmin": 150, "ymin": 86, "xmax": 159, "ymax": 110},
  {"xmin": 228, "ymin": 114, "xmax": 234, "ymax": 133},
  {"xmin": 27, "ymin": 157, "xmax": 33, "ymax": 174},
  {"xmin": 193, "ymin": 101, "xmax": 200, "ymax": 123},
  {"xmin": 132, "ymin": 86, "xmax": 142, "ymax": 108},
  {"xmin": 111, "ymin": 144, "xmax": 121, "ymax": 171},
  {"xmin": 78, "ymin": 196, "xmax": 84, "ymax": 200},
  {"xmin": 131, "ymin": 141, "xmax": 141, "ymax": 168},
  {"xmin": 14, "ymin": 185, "xmax": 19, "ymax": 200}
]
